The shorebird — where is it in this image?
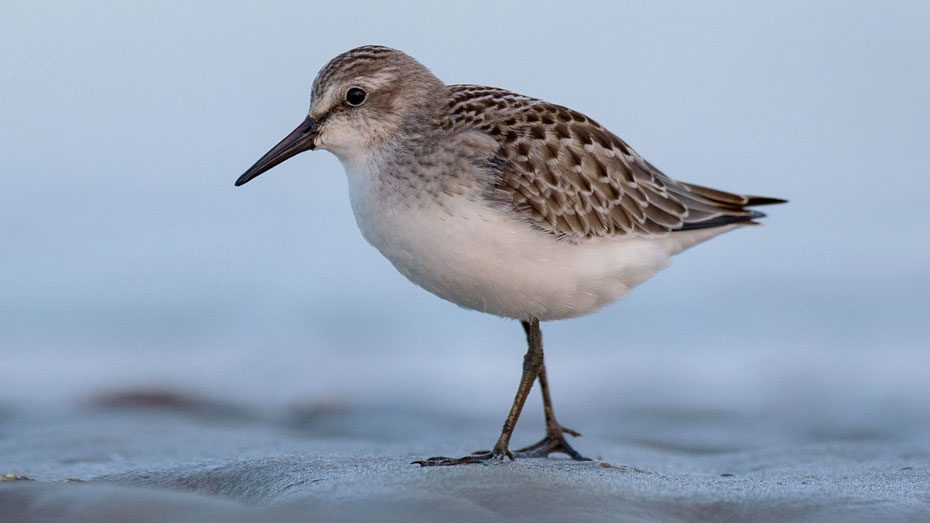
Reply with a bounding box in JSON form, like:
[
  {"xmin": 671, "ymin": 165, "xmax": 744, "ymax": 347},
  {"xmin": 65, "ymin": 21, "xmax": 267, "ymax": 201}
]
[{"xmin": 235, "ymin": 45, "xmax": 785, "ymax": 466}]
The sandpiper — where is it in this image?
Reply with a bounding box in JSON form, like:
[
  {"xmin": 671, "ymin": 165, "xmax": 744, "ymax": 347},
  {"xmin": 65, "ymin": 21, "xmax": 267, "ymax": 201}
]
[{"xmin": 236, "ymin": 45, "xmax": 785, "ymax": 466}]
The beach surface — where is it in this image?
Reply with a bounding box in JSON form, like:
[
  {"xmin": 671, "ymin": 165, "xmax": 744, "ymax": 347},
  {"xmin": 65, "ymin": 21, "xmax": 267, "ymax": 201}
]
[{"xmin": 3, "ymin": 387, "xmax": 929, "ymax": 523}]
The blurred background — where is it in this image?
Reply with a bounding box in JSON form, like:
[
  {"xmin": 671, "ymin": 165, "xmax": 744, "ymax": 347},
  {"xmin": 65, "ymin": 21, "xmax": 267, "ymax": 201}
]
[{"xmin": 1, "ymin": 1, "xmax": 928, "ymax": 432}]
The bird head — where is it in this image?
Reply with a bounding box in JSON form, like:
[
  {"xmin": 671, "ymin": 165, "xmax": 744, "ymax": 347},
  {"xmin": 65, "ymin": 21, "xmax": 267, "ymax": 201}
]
[{"xmin": 235, "ymin": 45, "xmax": 445, "ymax": 186}]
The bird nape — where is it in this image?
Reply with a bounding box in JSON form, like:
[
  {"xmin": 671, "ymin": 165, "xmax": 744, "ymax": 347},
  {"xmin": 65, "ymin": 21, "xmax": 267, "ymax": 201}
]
[{"xmin": 235, "ymin": 45, "xmax": 785, "ymax": 466}]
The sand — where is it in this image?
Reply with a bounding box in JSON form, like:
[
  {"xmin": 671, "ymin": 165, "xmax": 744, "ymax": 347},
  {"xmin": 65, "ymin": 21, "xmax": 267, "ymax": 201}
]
[{"xmin": 2, "ymin": 391, "xmax": 929, "ymax": 523}]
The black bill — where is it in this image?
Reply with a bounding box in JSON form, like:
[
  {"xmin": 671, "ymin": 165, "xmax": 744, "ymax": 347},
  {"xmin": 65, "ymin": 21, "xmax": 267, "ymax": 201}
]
[{"xmin": 235, "ymin": 116, "xmax": 319, "ymax": 186}]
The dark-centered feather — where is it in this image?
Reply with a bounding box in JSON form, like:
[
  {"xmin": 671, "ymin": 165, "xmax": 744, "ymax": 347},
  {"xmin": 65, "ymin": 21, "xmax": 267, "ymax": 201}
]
[{"xmin": 447, "ymin": 85, "xmax": 785, "ymax": 238}]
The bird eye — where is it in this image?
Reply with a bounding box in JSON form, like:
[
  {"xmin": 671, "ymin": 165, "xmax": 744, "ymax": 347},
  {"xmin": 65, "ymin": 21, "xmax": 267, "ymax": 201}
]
[{"xmin": 345, "ymin": 87, "xmax": 367, "ymax": 106}]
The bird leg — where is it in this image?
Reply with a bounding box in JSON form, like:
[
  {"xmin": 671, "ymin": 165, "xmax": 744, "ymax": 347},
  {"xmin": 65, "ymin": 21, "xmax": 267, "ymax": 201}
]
[
  {"xmin": 413, "ymin": 318, "xmax": 546, "ymax": 466},
  {"xmin": 513, "ymin": 358, "xmax": 590, "ymax": 461}
]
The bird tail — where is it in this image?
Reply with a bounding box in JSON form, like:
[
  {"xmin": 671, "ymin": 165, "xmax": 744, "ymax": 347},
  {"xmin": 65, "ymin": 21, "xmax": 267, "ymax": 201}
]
[{"xmin": 672, "ymin": 181, "xmax": 787, "ymax": 231}]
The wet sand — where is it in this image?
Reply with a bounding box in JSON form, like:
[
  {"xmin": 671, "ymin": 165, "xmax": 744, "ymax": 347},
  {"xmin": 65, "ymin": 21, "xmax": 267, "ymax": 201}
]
[{"xmin": 2, "ymin": 390, "xmax": 928, "ymax": 522}]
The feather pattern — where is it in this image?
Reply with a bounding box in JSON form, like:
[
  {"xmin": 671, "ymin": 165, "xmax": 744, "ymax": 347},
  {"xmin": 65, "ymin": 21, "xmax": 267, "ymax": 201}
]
[{"xmin": 445, "ymin": 84, "xmax": 785, "ymax": 238}]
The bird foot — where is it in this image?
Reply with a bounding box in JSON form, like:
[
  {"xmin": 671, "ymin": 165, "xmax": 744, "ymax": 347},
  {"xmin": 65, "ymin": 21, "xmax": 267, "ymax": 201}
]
[
  {"xmin": 413, "ymin": 447, "xmax": 514, "ymax": 467},
  {"xmin": 513, "ymin": 425, "xmax": 590, "ymax": 460}
]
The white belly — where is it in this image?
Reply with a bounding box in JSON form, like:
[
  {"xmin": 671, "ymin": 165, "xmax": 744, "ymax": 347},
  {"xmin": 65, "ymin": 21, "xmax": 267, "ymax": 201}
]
[{"xmin": 342, "ymin": 157, "xmax": 735, "ymax": 321}]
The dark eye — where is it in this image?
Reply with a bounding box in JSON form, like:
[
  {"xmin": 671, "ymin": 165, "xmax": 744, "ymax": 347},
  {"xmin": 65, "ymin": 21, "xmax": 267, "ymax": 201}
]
[{"xmin": 345, "ymin": 87, "xmax": 367, "ymax": 106}]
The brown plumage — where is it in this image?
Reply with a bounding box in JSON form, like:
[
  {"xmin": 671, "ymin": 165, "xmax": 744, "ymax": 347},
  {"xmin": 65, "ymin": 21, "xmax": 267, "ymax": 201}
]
[{"xmin": 446, "ymin": 84, "xmax": 785, "ymax": 238}]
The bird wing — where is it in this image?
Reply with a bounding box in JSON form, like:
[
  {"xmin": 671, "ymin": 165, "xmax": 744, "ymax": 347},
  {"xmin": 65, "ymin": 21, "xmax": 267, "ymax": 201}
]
[{"xmin": 448, "ymin": 84, "xmax": 783, "ymax": 238}]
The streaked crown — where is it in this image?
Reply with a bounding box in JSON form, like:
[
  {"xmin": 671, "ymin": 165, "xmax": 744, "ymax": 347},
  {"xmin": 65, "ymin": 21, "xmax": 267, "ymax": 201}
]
[{"xmin": 307, "ymin": 45, "xmax": 447, "ymax": 158}]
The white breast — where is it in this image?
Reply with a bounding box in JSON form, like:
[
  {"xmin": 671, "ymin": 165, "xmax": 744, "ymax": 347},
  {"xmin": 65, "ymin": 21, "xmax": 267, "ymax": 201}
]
[{"xmin": 342, "ymin": 157, "xmax": 735, "ymax": 321}]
